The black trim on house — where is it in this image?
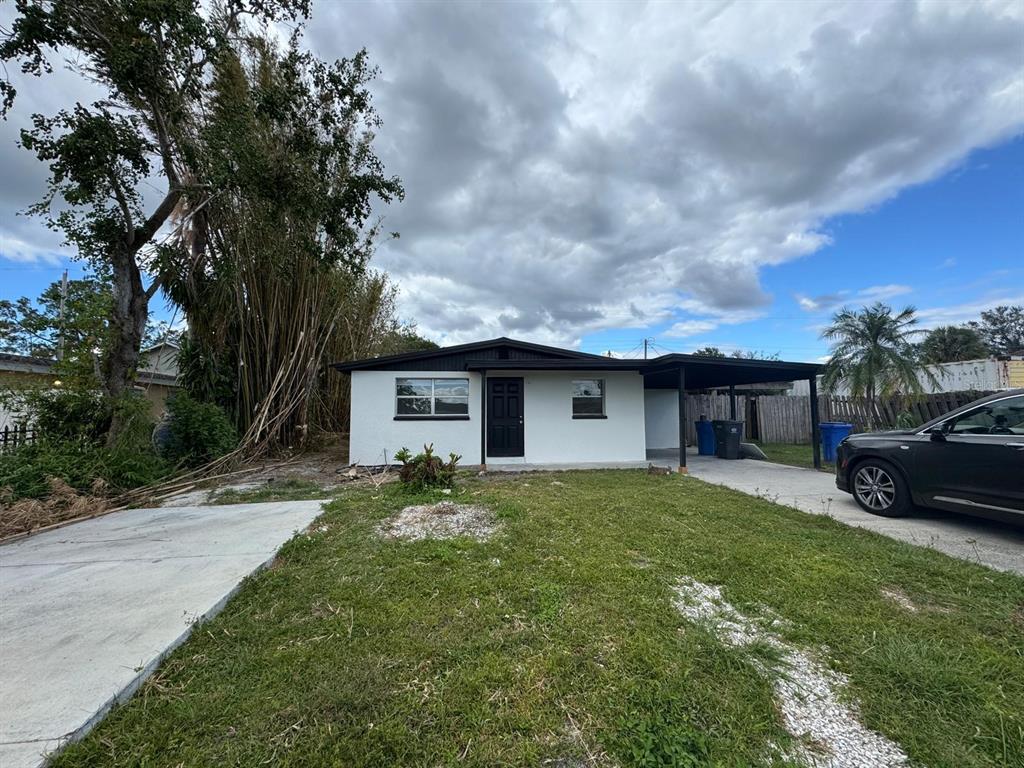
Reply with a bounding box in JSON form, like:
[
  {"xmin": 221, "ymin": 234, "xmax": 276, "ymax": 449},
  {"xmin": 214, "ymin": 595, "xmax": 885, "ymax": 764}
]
[
  {"xmin": 332, "ymin": 337, "xmax": 604, "ymax": 372},
  {"xmin": 333, "ymin": 339, "xmax": 820, "ymax": 392},
  {"xmin": 393, "ymin": 415, "xmax": 470, "ymax": 421}
]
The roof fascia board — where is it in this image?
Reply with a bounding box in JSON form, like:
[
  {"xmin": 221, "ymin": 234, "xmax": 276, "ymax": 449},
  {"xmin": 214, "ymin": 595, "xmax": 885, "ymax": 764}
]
[{"xmin": 332, "ymin": 337, "xmax": 605, "ymax": 371}]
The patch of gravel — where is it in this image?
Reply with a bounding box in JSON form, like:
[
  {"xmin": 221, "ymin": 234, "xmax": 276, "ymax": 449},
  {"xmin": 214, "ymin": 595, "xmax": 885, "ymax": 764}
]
[
  {"xmin": 673, "ymin": 577, "xmax": 908, "ymax": 768},
  {"xmin": 378, "ymin": 501, "xmax": 498, "ymax": 541}
]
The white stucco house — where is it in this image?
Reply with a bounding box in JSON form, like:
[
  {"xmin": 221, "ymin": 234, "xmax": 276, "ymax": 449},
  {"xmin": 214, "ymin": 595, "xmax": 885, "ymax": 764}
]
[{"xmin": 333, "ymin": 338, "xmax": 822, "ymax": 472}]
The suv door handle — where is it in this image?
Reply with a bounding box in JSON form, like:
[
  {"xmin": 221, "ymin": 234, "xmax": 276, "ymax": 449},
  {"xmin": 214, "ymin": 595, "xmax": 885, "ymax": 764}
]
[{"xmin": 1008, "ymin": 442, "xmax": 1024, "ymax": 449}]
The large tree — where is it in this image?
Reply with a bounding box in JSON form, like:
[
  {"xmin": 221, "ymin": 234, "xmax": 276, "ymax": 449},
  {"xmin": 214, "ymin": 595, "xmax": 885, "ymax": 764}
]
[
  {"xmin": 919, "ymin": 325, "xmax": 989, "ymax": 364},
  {"xmin": 0, "ymin": 274, "xmax": 111, "ymax": 367},
  {"xmin": 168, "ymin": 32, "xmax": 403, "ymax": 450},
  {"xmin": 820, "ymin": 302, "xmax": 936, "ymax": 402},
  {"xmin": 1, "ymin": 0, "xmax": 307, "ymax": 442},
  {"xmin": 968, "ymin": 305, "xmax": 1024, "ymax": 356}
]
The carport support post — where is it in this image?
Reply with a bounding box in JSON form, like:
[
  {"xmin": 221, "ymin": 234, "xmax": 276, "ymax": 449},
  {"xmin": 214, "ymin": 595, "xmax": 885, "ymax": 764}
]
[
  {"xmin": 809, "ymin": 376, "xmax": 821, "ymax": 469},
  {"xmin": 678, "ymin": 366, "xmax": 687, "ymax": 474},
  {"xmin": 480, "ymin": 371, "xmax": 487, "ymax": 470},
  {"xmin": 728, "ymin": 385, "xmax": 737, "ymax": 420}
]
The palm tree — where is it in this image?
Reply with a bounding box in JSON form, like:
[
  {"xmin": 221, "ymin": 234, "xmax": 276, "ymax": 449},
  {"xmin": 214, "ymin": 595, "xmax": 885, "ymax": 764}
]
[{"xmin": 821, "ymin": 303, "xmax": 937, "ymax": 404}]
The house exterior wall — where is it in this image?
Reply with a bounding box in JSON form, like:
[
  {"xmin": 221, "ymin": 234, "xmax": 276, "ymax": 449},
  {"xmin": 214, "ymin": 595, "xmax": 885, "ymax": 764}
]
[
  {"xmin": 644, "ymin": 389, "xmax": 678, "ymax": 449},
  {"xmin": 347, "ymin": 369, "xmax": 647, "ymax": 467},
  {"xmin": 488, "ymin": 370, "xmax": 646, "ymax": 465},
  {"xmin": 140, "ymin": 344, "xmax": 180, "ymax": 377},
  {"xmin": 348, "ymin": 370, "xmax": 482, "ymax": 466}
]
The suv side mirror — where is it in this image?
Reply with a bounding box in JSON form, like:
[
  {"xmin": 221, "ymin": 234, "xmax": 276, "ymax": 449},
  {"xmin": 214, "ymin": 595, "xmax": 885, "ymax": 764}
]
[{"xmin": 928, "ymin": 426, "xmax": 947, "ymax": 442}]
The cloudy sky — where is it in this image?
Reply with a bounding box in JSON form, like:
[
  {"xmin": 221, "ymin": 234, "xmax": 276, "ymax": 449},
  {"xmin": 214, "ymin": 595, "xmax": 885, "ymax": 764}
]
[{"xmin": 2, "ymin": 0, "xmax": 1023, "ymax": 360}]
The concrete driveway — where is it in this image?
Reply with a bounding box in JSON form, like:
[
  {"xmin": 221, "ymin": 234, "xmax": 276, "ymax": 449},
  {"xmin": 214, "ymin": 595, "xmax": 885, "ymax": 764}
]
[
  {"xmin": 0, "ymin": 500, "xmax": 325, "ymax": 768},
  {"xmin": 677, "ymin": 451, "xmax": 1024, "ymax": 576}
]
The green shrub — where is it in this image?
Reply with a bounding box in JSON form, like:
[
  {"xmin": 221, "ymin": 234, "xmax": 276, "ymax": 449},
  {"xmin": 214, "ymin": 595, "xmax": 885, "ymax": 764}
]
[
  {"xmin": 162, "ymin": 392, "xmax": 238, "ymax": 467},
  {"xmin": 393, "ymin": 444, "xmax": 460, "ymax": 491},
  {"xmin": 109, "ymin": 392, "xmax": 157, "ymax": 451},
  {"xmin": 0, "ymin": 386, "xmax": 111, "ymax": 442},
  {"xmin": 0, "ymin": 439, "xmax": 171, "ymax": 500}
]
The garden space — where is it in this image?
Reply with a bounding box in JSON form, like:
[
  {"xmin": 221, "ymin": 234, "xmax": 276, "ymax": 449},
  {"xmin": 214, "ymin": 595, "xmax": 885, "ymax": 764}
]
[{"xmin": 51, "ymin": 470, "xmax": 1024, "ymax": 768}]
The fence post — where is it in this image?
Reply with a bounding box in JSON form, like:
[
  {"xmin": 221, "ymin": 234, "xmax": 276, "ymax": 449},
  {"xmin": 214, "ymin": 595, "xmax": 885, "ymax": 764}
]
[{"xmin": 809, "ymin": 377, "xmax": 821, "ymax": 469}]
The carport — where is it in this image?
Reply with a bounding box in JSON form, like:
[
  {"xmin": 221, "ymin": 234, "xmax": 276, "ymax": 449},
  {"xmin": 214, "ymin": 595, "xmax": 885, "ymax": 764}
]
[{"xmin": 640, "ymin": 355, "xmax": 823, "ymax": 472}]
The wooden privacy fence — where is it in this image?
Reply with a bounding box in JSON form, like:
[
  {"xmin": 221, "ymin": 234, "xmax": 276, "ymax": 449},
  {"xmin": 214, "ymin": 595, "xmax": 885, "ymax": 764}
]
[
  {"xmin": 680, "ymin": 391, "xmax": 993, "ymax": 445},
  {"xmin": 0, "ymin": 424, "xmax": 36, "ymax": 454},
  {"xmin": 817, "ymin": 391, "xmax": 994, "ymax": 435}
]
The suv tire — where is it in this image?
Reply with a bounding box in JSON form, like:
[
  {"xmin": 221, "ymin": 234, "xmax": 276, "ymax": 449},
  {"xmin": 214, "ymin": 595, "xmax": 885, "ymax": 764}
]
[{"xmin": 850, "ymin": 459, "xmax": 912, "ymax": 517}]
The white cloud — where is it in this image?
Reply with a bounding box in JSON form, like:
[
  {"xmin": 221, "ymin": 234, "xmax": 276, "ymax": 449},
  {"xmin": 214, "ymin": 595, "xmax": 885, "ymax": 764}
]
[
  {"xmin": 2, "ymin": 0, "xmax": 1023, "ymax": 345},
  {"xmin": 664, "ymin": 320, "xmax": 719, "ymax": 338},
  {"xmin": 795, "ymin": 284, "xmax": 912, "ymax": 313},
  {"xmin": 857, "ymin": 284, "xmax": 913, "ymax": 302},
  {"xmin": 916, "ymin": 294, "xmax": 1024, "ymax": 329}
]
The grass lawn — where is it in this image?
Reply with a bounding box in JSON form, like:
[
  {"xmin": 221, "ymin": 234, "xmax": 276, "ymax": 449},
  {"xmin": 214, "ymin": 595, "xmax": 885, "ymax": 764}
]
[
  {"xmin": 54, "ymin": 471, "xmax": 1023, "ymax": 767},
  {"xmin": 754, "ymin": 441, "xmax": 835, "ymax": 473}
]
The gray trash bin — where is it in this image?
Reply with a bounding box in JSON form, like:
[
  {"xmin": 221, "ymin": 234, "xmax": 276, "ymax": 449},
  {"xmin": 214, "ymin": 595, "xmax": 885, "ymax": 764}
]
[{"xmin": 712, "ymin": 420, "xmax": 744, "ymax": 459}]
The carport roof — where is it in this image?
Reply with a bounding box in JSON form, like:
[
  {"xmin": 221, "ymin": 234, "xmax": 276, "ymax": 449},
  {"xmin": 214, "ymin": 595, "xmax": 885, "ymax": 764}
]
[{"xmin": 332, "ymin": 337, "xmax": 821, "ymax": 388}]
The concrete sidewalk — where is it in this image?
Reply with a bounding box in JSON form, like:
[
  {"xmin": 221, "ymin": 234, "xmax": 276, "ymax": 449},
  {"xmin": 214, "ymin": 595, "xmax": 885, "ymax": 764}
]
[
  {"xmin": 0, "ymin": 500, "xmax": 325, "ymax": 768},
  {"xmin": 675, "ymin": 452, "xmax": 1024, "ymax": 576}
]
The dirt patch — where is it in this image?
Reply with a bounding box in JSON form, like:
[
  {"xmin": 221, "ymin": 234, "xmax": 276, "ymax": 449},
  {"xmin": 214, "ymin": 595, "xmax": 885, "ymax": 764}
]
[
  {"xmin": 673, "ymin": 577, "xmax": 907, "ymax": 768},
  {"xmin": 880, "ymin": 587, "xmax": 919, "ymax": 613},
  {"xmin": 160, "ymin": 444, "xmax": 397, "ymax": 507},
  {"xmin": 0, "ymin": 478, "xmax": 109, "ymax": 540},
  {"xmin": 378, "ymin": 501, "xmax": 498, "ymax": 541}
]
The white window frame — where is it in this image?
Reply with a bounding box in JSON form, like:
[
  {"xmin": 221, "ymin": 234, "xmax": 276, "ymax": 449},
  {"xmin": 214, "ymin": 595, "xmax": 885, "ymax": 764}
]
[
  {"xmin": 571, "ymin": 378, "xmax": 606, "ymax": 418},
  {"xmin": 395, "ymin": 377, "xmax": 470, "ymax": 417}
]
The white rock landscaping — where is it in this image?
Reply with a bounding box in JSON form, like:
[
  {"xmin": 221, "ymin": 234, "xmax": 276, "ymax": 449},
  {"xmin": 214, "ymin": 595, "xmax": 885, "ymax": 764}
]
[
  {"xmin": 673, "ymin": 577, "xmax": 908, "ymax": 768},
  {"xmin": 378, "ymin": 501, "xmax": 498, "ymax": 541}
]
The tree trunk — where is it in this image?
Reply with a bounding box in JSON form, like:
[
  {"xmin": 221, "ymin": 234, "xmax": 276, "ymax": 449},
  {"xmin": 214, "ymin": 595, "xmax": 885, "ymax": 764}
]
[{"xmin": 104, "ymin": 250, "xmax": 149, "ymax": 446}]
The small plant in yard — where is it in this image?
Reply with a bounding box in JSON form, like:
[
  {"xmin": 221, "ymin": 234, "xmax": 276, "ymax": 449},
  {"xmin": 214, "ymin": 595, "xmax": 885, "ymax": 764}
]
[
  {"xmin": 393, "ymin": 443, "xmax": 461, "ymax": 491},
  {"xmin": 613, "ymin": 696, "xmax": 711, "ymax": 767}
]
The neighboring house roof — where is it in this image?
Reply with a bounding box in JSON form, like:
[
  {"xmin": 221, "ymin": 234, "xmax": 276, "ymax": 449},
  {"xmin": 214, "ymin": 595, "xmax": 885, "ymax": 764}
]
[
  {"xmin": 0, "ymin": 352, "xmax": 178, "ymax": 387},
  {"xmin": 0, "ymin": 353, "xmax": 54, "ymax": 375},
  {"xmin": 332, "ymin": 337, "xmax": 821, "ymax": 389},
  {"xmin": 141, "ymin": 341, "xmax": 181, "ymax": 353}
]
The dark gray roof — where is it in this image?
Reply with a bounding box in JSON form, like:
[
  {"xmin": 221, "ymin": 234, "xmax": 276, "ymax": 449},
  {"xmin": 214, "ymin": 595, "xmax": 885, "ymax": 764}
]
[{"xmin": 332, "ymin": 337, "xmax": 821, "ymax": 388}]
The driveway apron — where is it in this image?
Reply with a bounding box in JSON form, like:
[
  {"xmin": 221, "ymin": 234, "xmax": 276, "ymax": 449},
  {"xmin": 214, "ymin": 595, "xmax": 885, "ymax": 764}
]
[{"xmin": 0, "ymin": 500, "xmax": 325, "ymax": 768}]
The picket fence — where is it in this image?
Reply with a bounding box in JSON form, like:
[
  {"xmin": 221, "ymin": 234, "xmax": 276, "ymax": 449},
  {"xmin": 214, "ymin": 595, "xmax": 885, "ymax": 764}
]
[
  {"xmin": 681, "ymin": 391, "xmax": 992, "ymax": 445},
  {"xmin": 0, "ymin": 424, "xmax": 36, "ymax": 454}
]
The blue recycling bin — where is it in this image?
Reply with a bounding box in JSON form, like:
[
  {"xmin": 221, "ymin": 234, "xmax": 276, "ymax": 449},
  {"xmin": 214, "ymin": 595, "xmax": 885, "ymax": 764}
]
[
  {"xmin": 695, "ymin": 419, "xmax": 716, "ymax": 456},
  {"xmin": 819, "ymin": 422, "xmax": 854, "ymax": 463}
]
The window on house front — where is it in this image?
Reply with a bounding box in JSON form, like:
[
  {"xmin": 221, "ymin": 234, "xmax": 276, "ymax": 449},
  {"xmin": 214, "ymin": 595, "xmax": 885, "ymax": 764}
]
[
  {"xmin": 572, "ymin": 379, "xmax": 605, "ymax": 417},
  {"xmin": 395, "ymin": 378, "xmax": 470, "ymax": 416}
]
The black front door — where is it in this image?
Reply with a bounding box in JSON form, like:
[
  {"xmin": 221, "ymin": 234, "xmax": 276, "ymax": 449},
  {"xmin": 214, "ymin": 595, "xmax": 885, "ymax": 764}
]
[{"xmin": 487, "ymin": 377, "xmax": 524, "ymax": 457}]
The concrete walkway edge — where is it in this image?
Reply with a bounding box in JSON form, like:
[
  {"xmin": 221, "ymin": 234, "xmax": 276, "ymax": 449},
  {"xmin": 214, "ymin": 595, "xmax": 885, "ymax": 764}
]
[
  {"xmin": 0, "ymin": 499, "xmax": 326, "ymax": 768},
  {"xmin": 54, "ymin": 549, "xmax": 279, "ymax": 757}
]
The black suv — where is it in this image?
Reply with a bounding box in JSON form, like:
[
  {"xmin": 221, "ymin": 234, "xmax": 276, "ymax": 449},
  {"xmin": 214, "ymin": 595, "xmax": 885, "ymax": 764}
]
[{"xmin": 835, "ymin": 389, "xmax": 1024, "ymax": 519}]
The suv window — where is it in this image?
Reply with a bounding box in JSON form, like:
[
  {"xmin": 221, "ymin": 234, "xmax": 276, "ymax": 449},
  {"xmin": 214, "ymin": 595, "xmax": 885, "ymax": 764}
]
[{"xmin": 944, "ymin": 395, "xmax": 1024, "ymax": 435}]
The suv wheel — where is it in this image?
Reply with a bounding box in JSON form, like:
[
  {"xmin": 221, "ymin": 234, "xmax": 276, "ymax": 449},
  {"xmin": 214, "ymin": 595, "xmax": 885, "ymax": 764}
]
[{"xmin": 851, "ymin": 460, "xmax": 912, "ymax": 517}]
